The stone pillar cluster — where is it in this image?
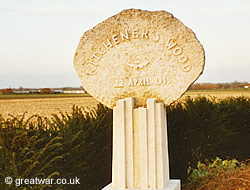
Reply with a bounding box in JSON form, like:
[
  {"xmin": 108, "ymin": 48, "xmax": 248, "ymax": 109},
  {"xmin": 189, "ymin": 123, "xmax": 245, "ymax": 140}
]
[{"xmin": 110, "ymin": 97, "xmax": 179, "ymax": 190}]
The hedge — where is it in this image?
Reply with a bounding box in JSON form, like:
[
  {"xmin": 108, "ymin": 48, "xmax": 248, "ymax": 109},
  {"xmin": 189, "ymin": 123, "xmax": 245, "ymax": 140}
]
[{"xmin": 0, "ymin": 96, "xmax": 249, "ymax": 189}]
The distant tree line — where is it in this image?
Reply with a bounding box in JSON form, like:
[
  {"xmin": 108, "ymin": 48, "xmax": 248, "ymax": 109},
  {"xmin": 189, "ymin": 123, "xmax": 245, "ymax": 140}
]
[
  {"xmin": 189, "ymin": 81, "xmax": 249, "ymax": 90},
  {"xmin": 0, "ymin": 87, "xmax": 86, "ymax": 95}
]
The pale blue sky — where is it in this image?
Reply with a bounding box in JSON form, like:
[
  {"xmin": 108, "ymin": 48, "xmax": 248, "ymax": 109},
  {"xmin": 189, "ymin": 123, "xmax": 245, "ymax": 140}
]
[{"xmin": 0, "ymin": 0, "xmax": 249, "ymax": 88}]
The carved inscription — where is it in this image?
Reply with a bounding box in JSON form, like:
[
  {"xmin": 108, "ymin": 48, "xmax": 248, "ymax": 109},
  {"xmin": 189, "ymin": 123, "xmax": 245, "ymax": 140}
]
[
  {"xmin": 83, "ymin": 29, "xmax": 160, "ymax": 75},
  {"xmin": 165, "ymin": 38, "xmax": 191, "ymax": 72},
  {"xmin": 114, "ymin": 76, "xmax": 170, "ymax": 88},
  {"xmin": 82, "ymin": 29, "xmax": 190, "ymax": 75},
  {"xmin": 74, "ymin": 9, "xmax": 205, "ymax": 108}
]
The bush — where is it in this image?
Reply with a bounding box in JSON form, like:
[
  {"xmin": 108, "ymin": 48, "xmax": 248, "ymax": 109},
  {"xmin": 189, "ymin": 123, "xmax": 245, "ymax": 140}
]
[
  {"xmin": 167, "ymin": 96, "xmax": 250, "ymax": 182},
  {"xmin": 51, "ymin": 105, "xmax": 112, "ymax": 190},
  {"xmin": 0, "ymin": 105, "xmax": 112, "ymax": 190},
  {"xmin": 0, "ymin": 114, "xmax": 62, "ymax": 189},
  {"xmin": 184, "ymin": 157, "xmax": 249, "ymax": 190},
  {"xmin": 0, "ymin": 96, "xmax": 249, "ymax": 189}
]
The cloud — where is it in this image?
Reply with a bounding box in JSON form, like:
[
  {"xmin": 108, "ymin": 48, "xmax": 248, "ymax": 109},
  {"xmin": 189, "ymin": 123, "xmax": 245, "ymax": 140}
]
[
  {"xmin": 1, "ymin": 0, "xmax": 249, "ymax": 21},
  {"xmin": 0, "ymin": 0, "xmax": 127, "ymax": 18}
]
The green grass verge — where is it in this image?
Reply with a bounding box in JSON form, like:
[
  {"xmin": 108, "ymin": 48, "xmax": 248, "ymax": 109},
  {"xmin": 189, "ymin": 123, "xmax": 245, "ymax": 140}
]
[
  {"xmin": 0, "ymin": 93, "xmax": 91, "ymax": 99},
  {"xmin": 187, "ymin": 88, "xmax": 250, "ymax": 93}
]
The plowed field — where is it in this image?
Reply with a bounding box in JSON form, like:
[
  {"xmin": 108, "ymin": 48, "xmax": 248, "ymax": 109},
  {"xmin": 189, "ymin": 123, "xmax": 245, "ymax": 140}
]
[{"xmin": 0, "ymin": 89, "xmax": 249, "ymax": 118}]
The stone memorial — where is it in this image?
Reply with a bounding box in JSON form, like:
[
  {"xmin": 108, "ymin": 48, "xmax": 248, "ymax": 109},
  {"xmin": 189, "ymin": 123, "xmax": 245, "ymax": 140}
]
[{"xmin": 74, "ymin": 9, "xmax": 205, "ymax": 190}]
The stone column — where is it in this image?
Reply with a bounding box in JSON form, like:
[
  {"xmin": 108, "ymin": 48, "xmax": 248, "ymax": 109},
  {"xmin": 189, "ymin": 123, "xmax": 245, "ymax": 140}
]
[{"xmin": 103, "ymin": 97, "xmax": 180, "ymax": 190}]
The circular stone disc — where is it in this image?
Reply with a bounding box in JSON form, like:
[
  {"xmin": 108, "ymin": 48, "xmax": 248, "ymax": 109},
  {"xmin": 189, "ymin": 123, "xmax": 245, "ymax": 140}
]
[{"xmin": 74, "ymin": 9, "xmax": 205, "ymax": 109}]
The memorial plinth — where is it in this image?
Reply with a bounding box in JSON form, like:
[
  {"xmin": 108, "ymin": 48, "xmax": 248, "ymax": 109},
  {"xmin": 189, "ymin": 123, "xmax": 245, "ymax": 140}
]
[
  {"xmin": 104, "ymin": 97, "xmax": 180, "ymax": 190},
  {"xmin": 73, "ymin": 9, "xmax": 205, "ymax": 190}
]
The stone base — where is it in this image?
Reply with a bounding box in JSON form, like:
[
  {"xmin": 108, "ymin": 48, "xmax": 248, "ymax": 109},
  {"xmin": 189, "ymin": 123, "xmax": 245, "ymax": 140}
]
[{"xmin": 102, "ymin": 180, "xmax": 181, "ymax": 190}]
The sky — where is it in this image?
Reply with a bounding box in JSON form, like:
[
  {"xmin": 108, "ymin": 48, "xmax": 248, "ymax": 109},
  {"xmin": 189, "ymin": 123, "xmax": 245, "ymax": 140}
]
[{"xmin": 0, "ymin": 0, "xmax": 249, "ymax": 88}]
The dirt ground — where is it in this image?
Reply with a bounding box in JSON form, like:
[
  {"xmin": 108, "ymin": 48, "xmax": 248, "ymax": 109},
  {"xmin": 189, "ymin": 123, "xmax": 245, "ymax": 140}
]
[
  {"xmin": 0, "ymin": 90, "xmax": 249, "ymax": 118},
  {"xmin": 0, "ymin": 97, "xmax": 99, "ymax": 119},
  {"xmin": 191, "ymin": 163, "xmax": 250, "ymax": 190},
  {"xmin": 182, "ymin": 89, "xmax": 250, "ymax": 100}
]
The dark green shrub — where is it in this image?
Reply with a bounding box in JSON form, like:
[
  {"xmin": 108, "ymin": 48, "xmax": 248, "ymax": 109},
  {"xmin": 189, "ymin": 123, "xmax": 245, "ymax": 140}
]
[
  {"xmin": 0, "ymin": 114, "xmax": 62, "ymax": 190},
  {"xmin": 0, "ymin": 105, "xmax": 112, "ymax": 190},
  {"xmin": 217, "ymin": 97, "xmax": 250, "ymax": 159},
  {"xmin": 51, "ymin": 105, "xmax": 112, "ymax": 190},
  {"xmin": 0, "ymin": 96, "xmax": 249, "ymax": 189},
  {"xmin": 167, "ymin": 96, "xmax": 250, "ymax": 183}
]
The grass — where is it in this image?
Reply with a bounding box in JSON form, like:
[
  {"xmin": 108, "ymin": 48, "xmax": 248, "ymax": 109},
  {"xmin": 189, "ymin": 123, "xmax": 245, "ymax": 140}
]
[
  {"xmin": 184, "ymin": 160, "xmax": 250, "ymax": 190},
  {"xmin": 0, "ymin": 93, "xmax": 91, "ymax": 99},
  {"xmin": 187, "ymin": 88, "xmax": 250, "ymax": 93},
  {"xmin": 0, "ymin": 97, "xmax": 249, "ymax": 190},
  {"xmin": 182, "ymin": 88, "xmax": 250, "ymax": 101},
  {"xmin": 1, "ymin": 88, "xmax": 249, "ymax": 99}
]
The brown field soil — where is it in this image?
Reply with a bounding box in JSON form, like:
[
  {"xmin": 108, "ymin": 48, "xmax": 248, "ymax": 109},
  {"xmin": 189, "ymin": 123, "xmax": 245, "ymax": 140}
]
[
  {"xmin": 0, "ymin": 89, "xmax": 249, "ymax": 118},
  {"xmin": 0, "ymin": 97, "xmax": 99, "ymax": 119},
  {"xmin": 182, "ymin": 89, "xmax": 250, "ymax": 100}
]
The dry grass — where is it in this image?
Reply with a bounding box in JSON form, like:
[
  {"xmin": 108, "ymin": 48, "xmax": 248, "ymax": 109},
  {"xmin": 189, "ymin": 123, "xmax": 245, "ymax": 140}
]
[
  {"xmin": 0, "ymin": 97, "xmax": 99, "ymax": 118},
  {"xmin": 0, "ymin": 89, "xmax": 249, "ymax": 118},
  {"xmin": 183, "ymin": 89, "xmax": 250, "ymax": 100},
  {"xmin": 195, "ymin": 163, "xmax": 250, "ymax": 190}
]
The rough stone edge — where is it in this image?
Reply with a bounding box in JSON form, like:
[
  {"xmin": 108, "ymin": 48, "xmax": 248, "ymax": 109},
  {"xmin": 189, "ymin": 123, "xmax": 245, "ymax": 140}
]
[
  {"xmin": 73, "ymin": 8, "xmax": 174, "ymax": 79},
  {"xmin": 73, "ymin": 8, "xmax": 206, "ymax": 109},
  {"xmin": 102, "ymin": 180, "xmax": 181, "ymax": 190},
  {"xmin": 163, "ymin": 9, "xmax": 206, "ymax": 107}
]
